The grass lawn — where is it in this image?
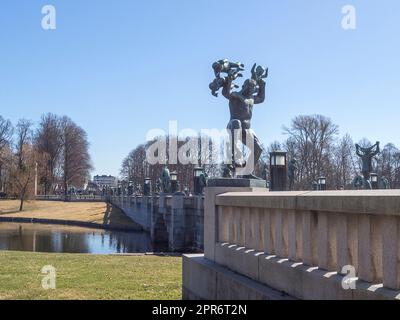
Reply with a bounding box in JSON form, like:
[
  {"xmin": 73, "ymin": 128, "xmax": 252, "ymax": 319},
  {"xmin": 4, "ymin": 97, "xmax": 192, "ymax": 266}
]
[
  {"xmin": 0, "ymin": 200, "xmax": 138, "ymax": 229},
  {"xmin": 0, "ymin": 251, "xmax": 182, "ymax": 300}
]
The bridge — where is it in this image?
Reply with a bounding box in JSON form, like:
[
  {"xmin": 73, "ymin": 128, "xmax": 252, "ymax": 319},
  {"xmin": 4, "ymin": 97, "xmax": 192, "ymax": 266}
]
[
  {"xmin": 183, "ymin": 186, "xmax": 400, "ymax": 300},
  {"xmin": 108, "ymin": 194, "xmax": 204, "ymax": 252},
  {"xmin": 35, "ymin": 187, "xmax": 400, "ymax": 299}
]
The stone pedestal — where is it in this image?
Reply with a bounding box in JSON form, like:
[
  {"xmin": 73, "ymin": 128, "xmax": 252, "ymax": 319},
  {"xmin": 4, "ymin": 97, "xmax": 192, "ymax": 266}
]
[{"xmin": 204, "ymin": 182, "xmax": 267, "ymax": 261}]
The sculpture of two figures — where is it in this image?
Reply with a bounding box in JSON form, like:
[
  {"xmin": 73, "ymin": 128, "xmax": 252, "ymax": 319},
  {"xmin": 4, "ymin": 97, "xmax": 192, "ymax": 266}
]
[
  {"xmin": 353, "ymin": 141, "xmax": 382, "ymax": 189},
  {"xmin": 288, "ymin": 158, "xmax": 297, "ymax": 191},
  {"xmin": 209, "ymin": 58, "xmax": 268, "ymax": 179}
]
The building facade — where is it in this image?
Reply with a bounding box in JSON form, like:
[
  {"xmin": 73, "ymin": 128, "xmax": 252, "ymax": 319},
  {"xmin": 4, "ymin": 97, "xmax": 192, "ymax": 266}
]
[{"xmin": 93, "ymin": 175, "xmax": 118, "ymax": 188}]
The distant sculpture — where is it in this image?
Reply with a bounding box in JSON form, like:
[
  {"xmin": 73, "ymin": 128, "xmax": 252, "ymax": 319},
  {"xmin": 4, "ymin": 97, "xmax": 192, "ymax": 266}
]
[
  {"xmin": 183, "ymin": 186, "xmax": 190, "ymax": 196},
  {"xmin": 143, "ymin": 180, "xmax": 151, "ymax": 196},
  {"xmin": 352, "ymin": 174, "xmax": 368, "ymax": 190},
  {"xmin": 356, "ymin": 141, "xmax": 380, "ymax": 181},
  {"xmin": 155, "ymin": 178, "xmax": 161, "ymax": 194},
  {"xmin": 210, "ymin": 59, "xmax": 268, "ymax": 179},
  {"xmin": 198, "ymin": 171, "xmax": 208, "ymax": 194},
  {"xmin": 380, "ymin": 176, "xmax": 390, "ymax": 189},
  {"xmin": 222, "ymin": 165, "xmax": 232, "ymax": 178},
  {"xmin": 135, "ymin": 183, "xmax": 142, "ymax": 195},
  {"xmin": 127, "ymin": 183, "xmax": 134, "ymax": 196},
  {"xmin": 288, "ymin": 158, "xmax": 297, "ymax": 191},
  {"xmin": 262, "ymin": 164, "xmax": 268, "ymax": 180},
  {"xmin": 161, "ymin": 166, "xmax": 171, "ymax": 193}
]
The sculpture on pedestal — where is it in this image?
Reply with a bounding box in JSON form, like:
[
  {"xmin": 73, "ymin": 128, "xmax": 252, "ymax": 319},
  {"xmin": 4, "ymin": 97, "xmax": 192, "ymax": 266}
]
[
  {"xmin": 380, "ymin": 176, "xmax": 390, "ymax": 189},
  {"xmin": 352, "ymin": 174, "xmax": 364, "ymax": 190},
  {"xmin": 143, "ymin": 180, "xmax": 151, "ymax": 196},
  {"xmin": 161, "ymin": 166, "xmax": 171, "ymax": 193},
  {"xmin": 353, "ymin": 141, "xmax": 380, "ymax": 189},
  {"xmin": 155, "ymin": 178, "xmax": 162, "ymax": 194},
  {"xmin": 288, "ymin": 158, "xmax": 297, "ymax": 191},
  {"xmin": 356, "ymin": 142, "xmax": 380, "ymax": 180},
  {"xmin": 135, "ymin": 183, "xmax": 142, "ymax": 196},
  {"xmin": 198, "ymin": 171, "xmax": 208, "ymax": 194},
  {"xmin": 209, "ymin": 59, "xmax": 268, "ymax": 179}
]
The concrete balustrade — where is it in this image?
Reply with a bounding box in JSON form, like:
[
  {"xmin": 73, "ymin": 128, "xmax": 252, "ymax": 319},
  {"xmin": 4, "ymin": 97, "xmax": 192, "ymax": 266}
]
[
  {"xmin": 216, "ymin": 191, "xmax": 400, "ymax": 290},
  {"xmin": 183, "ymin": 188, "xmax": 400, "ymax": 300}
]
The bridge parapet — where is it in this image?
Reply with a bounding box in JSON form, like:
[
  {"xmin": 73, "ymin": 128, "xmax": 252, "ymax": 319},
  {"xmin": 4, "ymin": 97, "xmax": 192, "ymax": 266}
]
[
  {"xmin": 109, "ymin": 194, "xmax": 204, "ymax": 252},
  {"xmin": 183, "ymin": 188, "xmax": 400, "ymax": 300}
]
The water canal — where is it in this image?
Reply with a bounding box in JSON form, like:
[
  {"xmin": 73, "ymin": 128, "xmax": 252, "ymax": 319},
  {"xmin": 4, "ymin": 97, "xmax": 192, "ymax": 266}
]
[{"xmin": 0, "ymin": 222, "xmax": 153, "ymax": 254}]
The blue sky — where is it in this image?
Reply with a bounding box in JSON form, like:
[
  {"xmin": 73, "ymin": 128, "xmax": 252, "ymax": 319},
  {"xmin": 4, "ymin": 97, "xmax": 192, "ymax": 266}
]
[{"xmin": 0, "ymin": 0, "xmax": 399, "ymax": 177}]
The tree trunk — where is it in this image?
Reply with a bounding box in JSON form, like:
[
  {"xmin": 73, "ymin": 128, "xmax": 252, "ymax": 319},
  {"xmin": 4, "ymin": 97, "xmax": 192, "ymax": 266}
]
[
  {"xmin": 64, "ymin": 175, "xmax": 68, "ymax": 202},
  {"xmin": 19, "ymin": 196, "xmax": 24, "ymax": 211}
]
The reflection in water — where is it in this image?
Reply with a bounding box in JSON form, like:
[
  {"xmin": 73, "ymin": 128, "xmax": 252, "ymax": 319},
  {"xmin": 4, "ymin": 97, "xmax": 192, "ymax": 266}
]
[{"xmin": 0, "ymin": 222, "xmax": 152, "ymax": 254}]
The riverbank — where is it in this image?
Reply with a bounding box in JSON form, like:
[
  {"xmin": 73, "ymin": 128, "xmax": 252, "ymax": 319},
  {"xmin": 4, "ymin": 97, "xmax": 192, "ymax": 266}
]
[
  {"xmin": 0, "ymin": 251, "xmax": 182, "ymax": 299},
  {"xmin": 0, "ymin": 200, "xmax": 140, "ymax": 231}
]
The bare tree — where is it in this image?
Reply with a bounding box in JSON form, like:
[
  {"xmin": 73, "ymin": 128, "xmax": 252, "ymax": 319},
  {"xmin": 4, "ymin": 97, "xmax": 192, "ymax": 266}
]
[
  {"xmin": 0, "ymin": 116, "xmax": 13, "ymax": 152},
  {"xmin": 0, "ymin": 116, "xmax": 13, "ymax": 193},
  {"xmin": 60, "ymin": 116, "xmax": 93, "ymax": 199},
  {"xmin": 121, "ymin": 134, "xmax": 225, "ymax": 193},
  {"xmin": 35, "ymin": 113, "xmax": 62, "ymax": 195},
  {"xmin": 10, "ymin": 119, "xmax": 35, "ymax": 210},
  {"xmin": 332, "ymin": 134, "xmax": 356, "ymax": 188},
  {"xmin": 283, "ymin": 115, "xmax": 339, "ymax": 189},
  {"xmin": 376, "ymin": 143, "xmax": 400, "ymax": 188}
]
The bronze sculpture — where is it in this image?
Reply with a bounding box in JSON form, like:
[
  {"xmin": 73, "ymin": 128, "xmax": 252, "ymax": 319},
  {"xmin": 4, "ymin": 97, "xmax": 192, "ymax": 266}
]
[
  {"xmin": 210, "ymin": 59, "xmax": 268, "ymax": 178},
  {"xmin": 209, "ymin": 59, "xmax": 244, "ymax": 97},
  {"xmin": 288, "ymin": 158, "xmax": 297, "ymax": 191},
  {"xmin": 161, "ymin": 166, "xmax": 171, "ymax": 193},
  {"xmin": 198, "ymin": 171, "xmax": 208, "ymax": 193},
  {"xmin": 356, "ymin": 142, "xmax": 380, "ymax": 180},
  {"xmin": 354, "ymin": 141, "xmax": 380, "ymax": 189},
  {"xmin": 380, "ymin": 176, "xmax": 390, "ymax": 189},
  {"xmin": 155, "ymin": 178, "xmax": 161, "ymax": 194}
]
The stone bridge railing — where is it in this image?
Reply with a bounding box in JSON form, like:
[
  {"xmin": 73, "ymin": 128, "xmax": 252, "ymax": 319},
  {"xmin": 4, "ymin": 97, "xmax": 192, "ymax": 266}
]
[
  {"xmin": 186, "ymin": 188, "xmax": 400, "ymax": 299},
  {"xmin": 109, "ymin": 194, "xmax": 204, "ymax": 252}
]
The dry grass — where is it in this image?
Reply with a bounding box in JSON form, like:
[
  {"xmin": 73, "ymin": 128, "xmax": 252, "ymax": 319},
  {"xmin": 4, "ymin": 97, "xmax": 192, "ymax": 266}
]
[
  {"xmin": 0, "ymin": 251, "xmax": 182, "ymax": 300},
  {"xmin": 0, "ymin": 200, "xmax": 137, "ymax": 229}
]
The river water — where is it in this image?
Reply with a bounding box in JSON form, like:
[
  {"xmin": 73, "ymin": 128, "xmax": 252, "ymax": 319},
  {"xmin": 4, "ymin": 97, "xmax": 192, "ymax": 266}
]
[{"xmin": 0, "ymin": 222, "xmax": 153, "ymax": 254}]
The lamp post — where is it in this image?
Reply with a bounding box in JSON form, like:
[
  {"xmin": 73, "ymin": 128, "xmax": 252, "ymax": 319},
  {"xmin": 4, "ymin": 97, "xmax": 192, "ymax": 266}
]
[
  {"xmin": 269, "ymin": 151, "xmax": 287, "ymax": 191},
  {"xmin": 318, "ymin": 176, "xmax": 326, "ymax": 190},
  {"xmin": 370, "ymin": 173, "xmax": 378, "ymax": 189},
  {"xmin": 170, "ymin": 171, "xmax": 178, "ymax": 194},
  {"xmin": 193, "ymin": 167, "xmax": 204, "ymax": 195}
]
